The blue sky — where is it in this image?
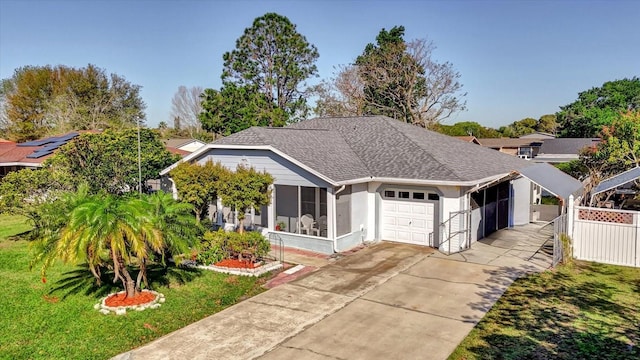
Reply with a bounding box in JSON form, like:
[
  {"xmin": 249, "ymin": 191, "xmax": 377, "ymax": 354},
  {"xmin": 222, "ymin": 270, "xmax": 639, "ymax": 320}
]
[{"xmin": 1, "ymin": 0, "xmax": 638, "ymax": 128}]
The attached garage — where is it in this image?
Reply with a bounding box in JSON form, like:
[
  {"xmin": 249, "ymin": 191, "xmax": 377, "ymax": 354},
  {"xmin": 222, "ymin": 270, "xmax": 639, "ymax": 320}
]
[{"xmin": 381, "ymin": 189, "xmax": 439, "ymax": 246}]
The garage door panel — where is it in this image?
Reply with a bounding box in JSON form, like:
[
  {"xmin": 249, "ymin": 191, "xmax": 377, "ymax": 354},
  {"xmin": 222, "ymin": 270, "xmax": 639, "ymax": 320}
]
[
  {"xmin": 383, "ymin": 217, "xmax": 396, "ymax": 226},
  {"xmin": 396, "ymin": 217, "xmax": 411, "ymax": 226},
  {"xmin": 411, "ymin": 205, "xmax": 426, "ymax": 215},
  {"xmin": 382, "ymin": 229, "xmax": 395, "ymax": 239},
  {"xmin": 383, "ymin": 202, "xmax": 397, "ymax": 212},
  {"xmin": 412, "ymin": 219, "xmax": 426, "ymax": 230},
  {"xmin": 382, "ymin": 197, "xmax": 436, "ymax": 246},
  {"xmin": 412, "ymin": 232, "xmax": 427, "ymax": 243},
  {"xmin": 396, "ymin": 231, "xmax": 411, "ymax": 242}
]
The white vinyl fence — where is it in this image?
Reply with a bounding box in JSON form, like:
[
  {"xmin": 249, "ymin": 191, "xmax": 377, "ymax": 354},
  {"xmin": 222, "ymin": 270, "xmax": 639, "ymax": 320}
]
[{"xmin": 568, "ymin": 202, "xmax": 640, "ymax": 268}]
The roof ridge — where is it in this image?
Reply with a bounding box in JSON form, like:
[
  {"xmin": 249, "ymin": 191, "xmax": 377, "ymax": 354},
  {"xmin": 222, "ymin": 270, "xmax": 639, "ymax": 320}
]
[{"xmin": 383, "ymin": 118, "xmax": 462, "ymax": 181}]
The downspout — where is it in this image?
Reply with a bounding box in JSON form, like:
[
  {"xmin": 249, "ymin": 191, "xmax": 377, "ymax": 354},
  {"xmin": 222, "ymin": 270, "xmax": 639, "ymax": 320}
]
[{"xmin": 332, "ymin": 185, "xmax": 346, "ymax": 252}]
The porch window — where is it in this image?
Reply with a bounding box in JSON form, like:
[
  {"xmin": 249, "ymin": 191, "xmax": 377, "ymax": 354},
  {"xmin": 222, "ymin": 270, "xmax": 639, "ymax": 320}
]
[{"xmin": 275, "ymin": 185, "xmax": 328, "ymax": 237}]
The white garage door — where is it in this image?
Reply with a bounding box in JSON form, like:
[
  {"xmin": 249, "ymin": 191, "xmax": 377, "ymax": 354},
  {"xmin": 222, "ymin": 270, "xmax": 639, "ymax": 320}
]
[{"xmin": 381, "ymin": 189, "xmax": 437, "ymax": 246}]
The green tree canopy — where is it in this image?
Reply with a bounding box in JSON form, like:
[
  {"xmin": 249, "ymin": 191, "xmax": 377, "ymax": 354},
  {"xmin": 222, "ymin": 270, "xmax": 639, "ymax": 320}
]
[
  {"xmin": 199, "ymin": 83, "xmax": 287, "ymax": 137},
  {"xmin": 579, "ymin": 110, "xmax": 640, "ymax": 204},
  {"xmin": 1, "ymin": 64, "xmax": 146, "ymax": 142},
  {"xmin": 0, "ymin": 167, "xmax": 75, "ymax": 227},
  {"xmin": 47, "ymin": 128, "xmax": 180, "ymax": 194},
  {"xmin": 219, "ymin": 165, "xmax": 273, "ymax": 233},
  {"xmin": 557, "ymin": 77, "xmax": 640, "ymax": 138},
  {"xmin": 434, "ymin": 121, "xmax": 501, "ymax": 138},
  {"xmin": 169, "ymin": 160, "xmax": 231, "ymax": 222},
  {"xmin": 221, "ymin": 12, "xmax": 319, "ymax": 121}
]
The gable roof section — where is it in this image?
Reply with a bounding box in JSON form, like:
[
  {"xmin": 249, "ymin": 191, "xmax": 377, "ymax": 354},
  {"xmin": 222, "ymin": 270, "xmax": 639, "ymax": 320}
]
[
  {"xmin": 538, "ymin": 138, "xmax": 599, "ymax": 155},
  {"xmin": 455, "ymin": 136, "xmax": 481, "ymax": 145},
  {"xmin": 164, "ymin": 138, "xmax": 206, "ymax": 149},
  {"xmin": 518, "ymin": 162, "xmax": 583, "ymax": 200},
  {"xmin": 593, "ymin": 167, "xmax": 640, "ymax": 195},
  {"xmin": 214, "ymin": 127, "xmax": 371, "ymax": 183}
]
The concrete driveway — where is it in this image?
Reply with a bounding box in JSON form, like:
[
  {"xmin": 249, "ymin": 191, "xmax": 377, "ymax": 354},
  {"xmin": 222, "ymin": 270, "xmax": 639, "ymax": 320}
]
[{"xmin": 115, "ymin": 225, "xmax": 552, "ymax": 360}]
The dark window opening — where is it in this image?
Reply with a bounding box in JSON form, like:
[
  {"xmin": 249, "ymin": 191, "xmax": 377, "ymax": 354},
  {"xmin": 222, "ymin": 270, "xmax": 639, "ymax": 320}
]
[
  {"xmin": 413, "ymin": 192, "xmax": 425, "ymax": 200},
  {"xmin": 428, "ymin": 193, "xmax": 440, "ymax": 201}
]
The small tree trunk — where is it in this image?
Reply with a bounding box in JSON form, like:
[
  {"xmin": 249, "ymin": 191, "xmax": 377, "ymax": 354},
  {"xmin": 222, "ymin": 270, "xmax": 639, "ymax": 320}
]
[
  {"xmin": 120, "ymin": 264, "xmax": 138, "ymax": 298},
  {"xmin": 238, "ymin": 217, "xmax": 245, "ymax": 234}
]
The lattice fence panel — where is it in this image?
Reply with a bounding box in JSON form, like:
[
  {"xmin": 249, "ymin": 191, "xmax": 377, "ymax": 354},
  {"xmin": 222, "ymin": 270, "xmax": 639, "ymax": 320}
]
[{"xmin": 578, "ymin": 209, "xmax": 633, "ymax": 224}]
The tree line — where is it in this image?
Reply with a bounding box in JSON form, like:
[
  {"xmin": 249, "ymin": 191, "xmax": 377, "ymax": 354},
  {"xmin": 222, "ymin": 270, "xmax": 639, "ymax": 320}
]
[{"xmin": 1, "ymin": 12, "xmax": 637, "ymax": 144}]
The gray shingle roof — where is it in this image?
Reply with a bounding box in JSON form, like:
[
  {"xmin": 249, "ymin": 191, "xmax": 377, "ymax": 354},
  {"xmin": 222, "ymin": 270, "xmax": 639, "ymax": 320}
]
[
  {"xmin": 477, "ymin": 138, "xmax": 543, "ymax": 148},
  {"xmin": 538, "ymin": 138, "xmax": 599, "ymax": 155},
  {"xmin": 279, "ymin": 116, "xmax": 530, "ymax": 183}
]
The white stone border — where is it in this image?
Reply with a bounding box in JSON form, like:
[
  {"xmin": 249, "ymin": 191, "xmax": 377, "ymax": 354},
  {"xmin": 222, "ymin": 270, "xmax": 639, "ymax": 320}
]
[
  {"xmin": 94, "ymin": 290, "xmax": 165, "ymax": 315},
  {"xmin": 197, "ymin": 260, "xmax": 283, "ymax": 277}
]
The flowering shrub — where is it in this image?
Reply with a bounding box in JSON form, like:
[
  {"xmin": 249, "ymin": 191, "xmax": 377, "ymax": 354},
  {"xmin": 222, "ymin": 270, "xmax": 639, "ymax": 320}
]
[{"xmin": 196, "ymin": 229, "xmax": 270, "ymax": 265}]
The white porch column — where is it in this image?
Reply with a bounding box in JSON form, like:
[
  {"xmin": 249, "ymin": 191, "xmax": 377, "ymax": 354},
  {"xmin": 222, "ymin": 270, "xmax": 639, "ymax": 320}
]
[
  {"xmin": 567, "ymin": 195, "xmax": 574, "ymax": 239},
  {"xmin": 327, "ymin": 187, "xmax": 336, "ymax": 243},
  {"xmin": 366, "ymin": 183, "xmax": 378, "ymax": 241},
  {"xmin": 268, "ymin": 185, "xmax": 275, "ymax": 230}
]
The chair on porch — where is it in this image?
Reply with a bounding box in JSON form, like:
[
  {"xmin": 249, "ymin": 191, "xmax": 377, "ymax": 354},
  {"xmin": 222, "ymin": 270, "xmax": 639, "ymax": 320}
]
[
  {"xmin": 300, "ymin": 214, "xmax": 319, "ymax": 236},
  {"xmin": 317, "ymin": 215, "xmax": 327, "ymax": 237}
]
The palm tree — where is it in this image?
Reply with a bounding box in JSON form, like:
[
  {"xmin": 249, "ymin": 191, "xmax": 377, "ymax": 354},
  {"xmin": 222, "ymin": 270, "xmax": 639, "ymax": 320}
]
[
  {"xmin": 137, "ymin": 191, "xmax": 199, "ymax": 289},
  {"xmin": 32, "ymin": 191, "xmax": 199, "ymax": 298}
]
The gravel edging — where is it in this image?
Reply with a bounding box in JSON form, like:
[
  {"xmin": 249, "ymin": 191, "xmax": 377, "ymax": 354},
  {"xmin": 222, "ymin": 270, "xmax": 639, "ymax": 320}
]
[
  {"xmin": 197, "ymin": 261, "xmax": 283, "ymax": 277},
  {"xmin": 94, "ymin": 290, "xmax": 165, "ymax": 315}
]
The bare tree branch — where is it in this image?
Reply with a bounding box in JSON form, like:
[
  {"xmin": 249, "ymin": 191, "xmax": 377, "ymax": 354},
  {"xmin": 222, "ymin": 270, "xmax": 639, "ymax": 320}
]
[{"xmin": 170, "ymin": 86, "xmax": 204, "ymax": 138}]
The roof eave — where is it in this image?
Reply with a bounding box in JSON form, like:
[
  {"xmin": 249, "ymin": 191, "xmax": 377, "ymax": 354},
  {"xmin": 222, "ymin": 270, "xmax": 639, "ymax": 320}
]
[{"xmin": 336, "ymin": 173, "xmax": 511, "ymax": 188}]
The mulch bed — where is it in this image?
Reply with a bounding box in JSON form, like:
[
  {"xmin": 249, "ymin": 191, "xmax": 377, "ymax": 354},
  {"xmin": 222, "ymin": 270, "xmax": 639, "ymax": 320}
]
[
  {"xmin": 105, "ymin": 291, "xmax": 156, "ymax": 307},
  {"xmin": 214, "ymin": 258, "xmax": 259, "ymax": 269}
]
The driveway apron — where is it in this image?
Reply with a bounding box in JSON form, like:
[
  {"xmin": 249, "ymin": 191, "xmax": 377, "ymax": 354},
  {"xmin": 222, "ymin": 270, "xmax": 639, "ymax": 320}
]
[{"xmin": 115, "ymin": 227, "xmax": 551, "ymax": 360}]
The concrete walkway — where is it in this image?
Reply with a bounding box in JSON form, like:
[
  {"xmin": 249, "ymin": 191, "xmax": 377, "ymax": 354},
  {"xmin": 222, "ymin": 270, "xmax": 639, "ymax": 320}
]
[{"xmin": 114, "ymin": 224, "xmax": 552, "ymax": 360}]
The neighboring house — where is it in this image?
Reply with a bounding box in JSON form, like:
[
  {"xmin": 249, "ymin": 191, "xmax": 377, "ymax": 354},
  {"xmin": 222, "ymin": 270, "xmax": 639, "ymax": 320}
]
[
  {"xmin": 454, "ymin": 136, "xmax": 482, "ymax": 145},
  {"xmin": 160, "ymin": 116, "xmax": 582, "ymax": 255},
  {"xmin": 477, "ymin": 138, "xmax": 544, "ymax": 159},
  {"xmin": 519, "ymin": 132, "xmax": 556, "ymax": 140},
  {"xmin": 0, "ymin": 132, "xmax": 80, "ymax": 178},
  {"xmin": 534, "ymin": 138, "xmax": 599, "ymax": 163},
  {"xmin": 164, "ymin": 138, "xmax": 206, "ymax": 153},
  {"xmin": 165, "ymin": 146, "xmax": 191, "ymax": 157}
]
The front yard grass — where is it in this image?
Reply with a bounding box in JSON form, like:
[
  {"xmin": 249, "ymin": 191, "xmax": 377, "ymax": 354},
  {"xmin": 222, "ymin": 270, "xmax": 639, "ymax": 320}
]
[
  {"xmin": 0, "ymin": 214, "xmax": 266, "ymax": 360},
  {"xmin": 450, "ymin": 261, "xmax": 640, "ymax": 359}
]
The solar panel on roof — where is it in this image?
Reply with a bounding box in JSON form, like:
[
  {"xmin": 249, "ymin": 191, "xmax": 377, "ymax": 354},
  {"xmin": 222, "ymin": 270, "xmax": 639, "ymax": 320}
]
[
  {"xmin": 57, "ymin": 132, "xmax": 79, "ymax": 141},
  {"xmin": 17, "ymin": 132, "xmax": 79, "ymax": 147},
  {"xmin": 18, "ymin": 139, "xmax": 47, "ymax": 147},
  {"xmin": 41, "ymin": 141, "xmax": 67, "ymax": 151},
  {"xmin": 26, "ymin": 150, "xmax": 53, "ymax": 159}
]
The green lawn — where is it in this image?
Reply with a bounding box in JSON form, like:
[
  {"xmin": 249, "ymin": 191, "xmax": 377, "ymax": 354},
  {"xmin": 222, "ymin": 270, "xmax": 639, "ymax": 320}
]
[
  {"xmin": 0, "ymin": 214, "xmax": 266, "ymax": 360},
  {"xmin": 450, "ymin": 261, "xmax": 640, "ymax": 360}
]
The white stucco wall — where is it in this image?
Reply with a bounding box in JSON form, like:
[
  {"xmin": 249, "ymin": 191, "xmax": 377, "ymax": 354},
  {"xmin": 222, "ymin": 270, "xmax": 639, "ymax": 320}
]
[
  {"xmin": 512, "ymin": 177, "xmax": 532, "ymax": 226},
  {"xmin": 350, "ymin": 183, "xmax": 368, "ymax": 240},
  {"xmin": 438, "ymin": 186, "xmax": 465, "ymax": 253}
]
